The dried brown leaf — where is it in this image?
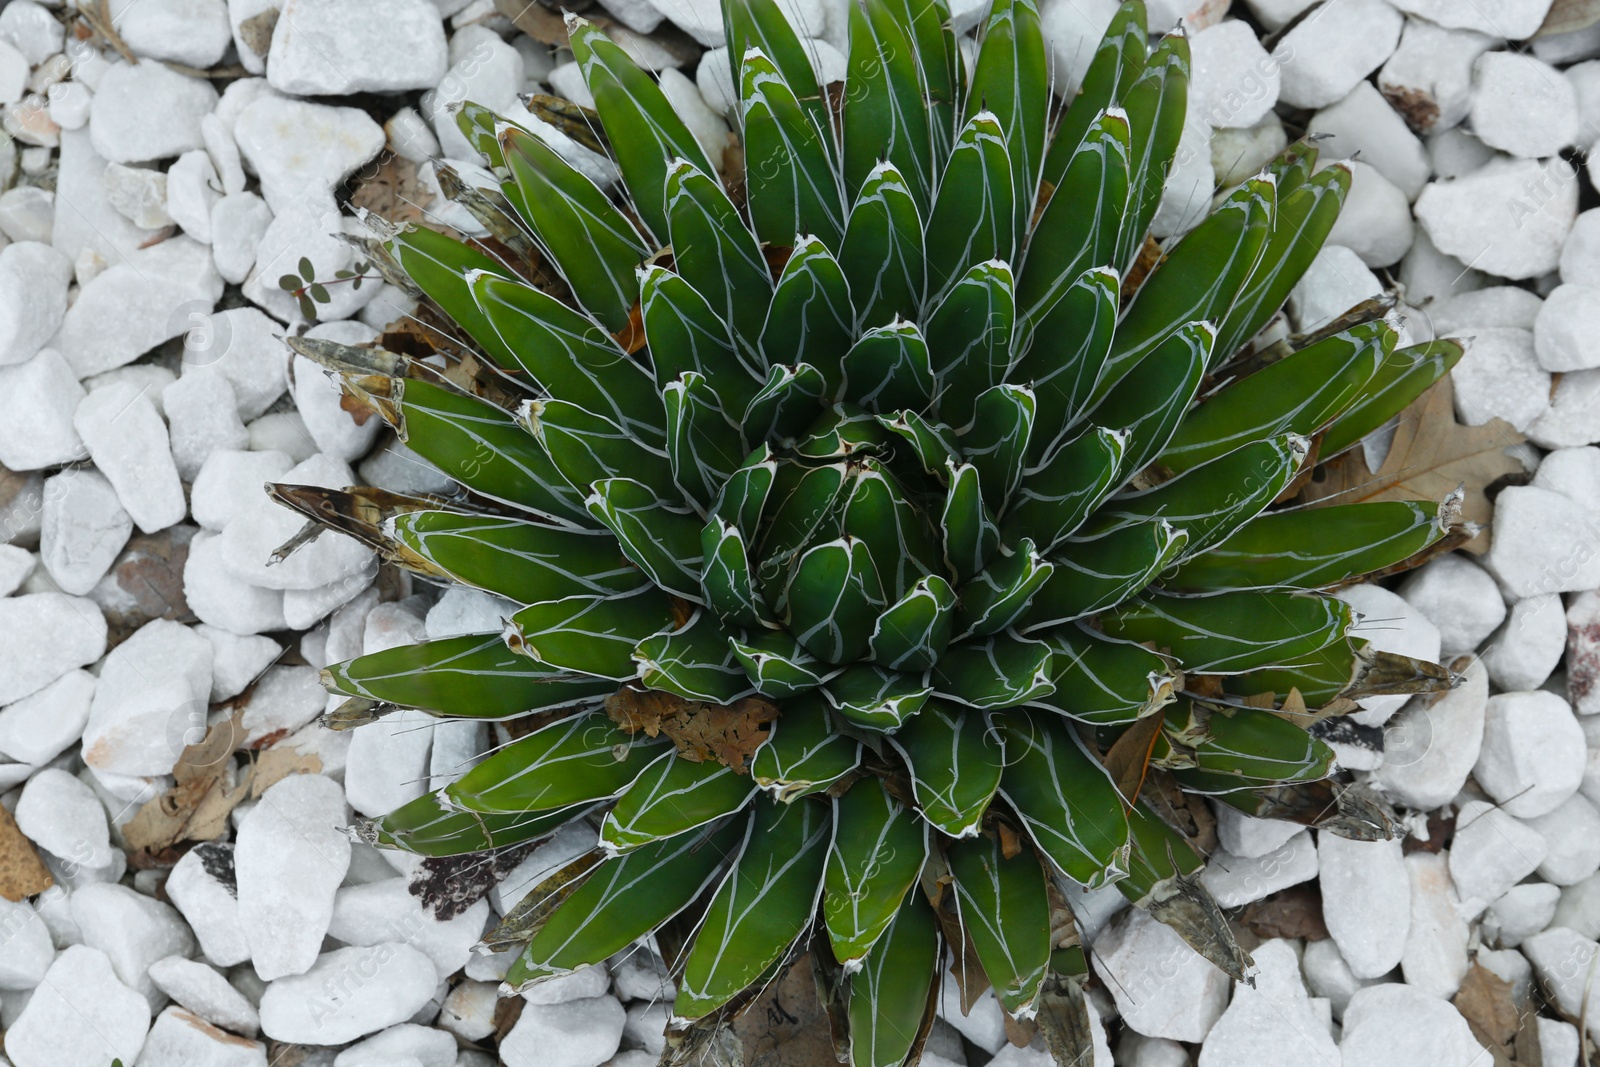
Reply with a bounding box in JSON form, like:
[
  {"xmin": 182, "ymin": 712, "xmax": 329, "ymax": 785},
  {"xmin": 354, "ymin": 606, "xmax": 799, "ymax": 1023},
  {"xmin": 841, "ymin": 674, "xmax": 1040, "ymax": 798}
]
[
  {"xmin": 1300, "ymin": 378, "xmax": 1525, "ymax": 555},
  {"xmin": 0, "ymin": 803, "xmax": 52, "ymax": 901},
  {"xmin": 1103, "ymin": 713, "xmax": 1165, "ymax": 811},
  {"xmin": 347, "ymin": 155, "xmax": 434, "ymax": 229},
  {"xmin": 1238, "ymin": 883, "xmax": 1329, "ymax": 941},
  {"xmin": 605, "ymin": 688, "xmax": 779, "ymax": 773},
  {"xmin": 1453, "ymin": 963, "xmax": 1522, "ymax": 1065}
]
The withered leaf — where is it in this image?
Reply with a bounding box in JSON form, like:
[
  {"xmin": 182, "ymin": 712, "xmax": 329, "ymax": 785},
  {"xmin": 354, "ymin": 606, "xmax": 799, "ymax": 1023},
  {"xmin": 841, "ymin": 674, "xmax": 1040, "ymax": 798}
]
[
  {"xmin": 411, "ymin": 837, "xmax": 545, "ymax": 923},
  {"xmin": 0, "ymin": 803, "xmax": 52, "ymax": 901},
  {"xmin": 732, "ymin": 953, "xmax": 840, "ymax": 1067},
  {"xmin": 1453, "ymin": 963, "xmax": 1523, "ymax": 1065},
  {"xmin": 605, "ymin": 688, "xmax": 780, "ymax": 774},
  {"xmin": 1238, "ymin": 883, "xmax": 1329, "ymax": 942},
  {"xmin": 1299, "ymin": 378, "xmax": 1525, "ymax": 555},
  {"xmin": 347, "ymin": 154, "xmax": 435, "ymax": 229},
  {"xmin": 1103, "ymin": 713, "xmax": 1165, "ymax": 811}
]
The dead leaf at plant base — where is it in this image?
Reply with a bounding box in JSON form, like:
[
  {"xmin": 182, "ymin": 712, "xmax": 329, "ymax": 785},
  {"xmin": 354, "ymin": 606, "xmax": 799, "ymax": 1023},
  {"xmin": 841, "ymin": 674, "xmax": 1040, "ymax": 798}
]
[
  {"xmin": 605, "ymin": 688, "xmax": 780, "ymax": 773},
  {"xmin": 1300, "ymin": 378, "xmax": 1527, "ymax": 555},
  {"xmin": 0, "ymin": 803, "xmax": 52, "ymax": 901}
]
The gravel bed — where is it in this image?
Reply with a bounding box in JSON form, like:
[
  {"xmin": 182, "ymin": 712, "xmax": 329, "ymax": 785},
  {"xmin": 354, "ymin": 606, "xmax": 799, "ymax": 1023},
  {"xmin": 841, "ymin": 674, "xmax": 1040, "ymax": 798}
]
[{"xmin": 0, "ymin": 0, "xmax": 1596, "ymax": 1065}]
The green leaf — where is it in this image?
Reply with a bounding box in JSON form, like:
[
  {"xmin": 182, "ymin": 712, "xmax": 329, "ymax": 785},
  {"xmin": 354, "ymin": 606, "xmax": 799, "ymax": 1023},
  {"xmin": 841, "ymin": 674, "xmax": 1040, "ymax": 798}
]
[
  {"xmin": 946, "ymin": 832, "xmax": 1050, "ymax": 1015},
  {"xmin": 501, "ymin": 125, "xmax": 646, "ymax": 332},
  {"xmin": 701, "ymin": 518, "xmax": 775, "ymax": 630},
  {"xmin": 323, "ymin": 633, "xmax": 615, "ymax": 718},
  {"xmin": 1160, "ymin": 321, "xmax": 1392, "ymax": 473},
  {"xmin": 940, "ymin": 461, "xmax": 1000, "ymax": 584},
  {"xmin": 383, "ymin": 227, "xmax": 518, "ymax": 369},
  {"xmin": 674, "ymin": 796, "xmax": 831, "ymax": 1019},
  {"xmin": 1002, "ymin": 426, "xmax": 1126, "ymax": 553},
  {"xmin": 471, "ymin": 273, "xmax": 664, "ymax": 444},
  {"xmin": 1104, "ymin": 177, "xmax": 1273, "ymax": 398},
  {"xmin": 1018, "ymin": 108, "xmax": 1131, "ymax": 331},
  {"xmin": 932, "ymin": 632, "xmax": 1055, "ymax": 709},
  {"xmin": 297, "ymin": 255, "xmax": 314, "ymax": 279},
  {"xmin": 523, "ymin": 398, "xmax": 675, "ymax": 499},
  {"xmin": 751, "ymin": 693, "xmax": 862, "ymax": 802},
  {"xmin": 780, "ymin": 535, "xmax": 888, "ymax": 665},
  {"xmin": 730, "ymin": 629, "xmax": 838, "ymax": 699},
  {"xmin": 388, "ymin": 510, "xmax": 645, "ymax": 604},
  {"xmin": 793, "ymin": 405, "xmax": 894, "ymax": 460},
  {"xmin": 633, "ymin": 609, "xmax": 752, "ymax": 704},
  {"xmin": 1213, "ymin": 163, "xmax": 1352, "ymax": 360},
  {"xmin": 1012, "ymin": 267, "xmax": 1120, "ymax": 460},
  {"xmin": 870, "ymin": 575, "xmax": 957, "ymax": 672},
  {"xmin": 1022, "ymin": 521, "xmax": 1188, "ymax": 628},
  {"xmin": 1171, "ymin": 704, "xmax": 1335, "ymax": 794},
  {"xmin": 848, "ymin": 890, "xmax": 941, "ymax": 1067},
  {"xmin": 843, "ymin": 1, "xmax": 935, "ymax": 210},
  {"xmin": 568, "ymin": 17, "xmax": 715, "ymax": 240},
  {"xmin": 666, "ymin": 159, "xmax": 772, "ymax": 363},
  {"xmin": 394, "ymin": 378, "xmax": 591, "ymax": 525},
  {"xmin": 723, "ymin": 0, "xmax": 834, "ymax": 160},
  {"xmin": 822, "ymin": 664, "xmax": 932, "ymax": 730},
  {"xmin": 1167, "ymin": 499, "xmax": 1453, "ymax": 593},
  {"xmin": 516, "ymin": 820, "xmax": 744, "ymax": 982},
  {"xmin": 1044, "ymin": 0, "xmax": 1147, "ymax": 182},
  {"xmin": 364, "ymin": 790, "xmax": 588, "ymax": 856},
  {"xmin": 445, "ymin": 711, "xmax": 673, "ymax": 813},
  {"xmin": 585, "ymin": 477, "xmax": 704, "ymax": 602},
  {"xmin": 600, "ymin": 752, "xmax": 756, "ymax": 852},
  {"xmin": 824, "ymin": 779, "xmax": 928, "ymax": 965},
  {"xmin": 1090, "ymin": 319, "xmax": 1213, "ymax": 481},
  {"xmin": 993, "ymin": 711, "xmax": 1130, "ymax": 886},
  {"xmin": 309, "ymin": 282, "xmax": 330, "ymax": 303},
  {"xmin": 741, "ymin": 48, "xmax": 846, "ymax": 250},
  {"xmin": 879, "ymin": 409, "xmax": 960, "ymax": 481},
  {"xmin": 888, "ymin": 698, "xmax": 1004, "ymax": 837},
  {"xmin": 756, "ymin": 461, "xmax": 850, "ymax": 590},
  {"xmin": 1027, "ymin": 623, "xmax": 1177, "ymax": 726},
  {"xmin": 1100, "ymin": 591, "xmax": 1354, "ymax": 674},
  {"xmin": 925, "ymin": 112, "xmax": 1014, "ymax": 295},
  {"xmin": 663, "ymin": 371, "xmax": 747, "ymax": 513},
  {"xmin": 929, "ymin": 263, "xmax": 1018, "ymax": 431},
  {"xmin": 1319, "ymin": 339, "xmax": 1465, "ymax": 458},
  {"xmin": 711, "ymin": 444, "xmax": 777, "ymax": 539},
  {"xmin": 956, "ymin": 538, "xmax": 1053, "ymax": 638},
  {"xmin": 1116, "ymin": 32, "xmax": 1189, "ymax": 272},
  {"xmin": 959, "ymin": 383, "xmax": 1035, "ymax": 512},
  {"xmin": 640, "ymin": 264, "xmax": 762, "ymax": 415},
  {"xmin": 1086, "ymin": 435, "xmax": 1310, "ymax": 560},
  {"xmin": 278, "ymin": 273, "xmax": 300, "ymax": 292},
  {"xmin": 745, "ymin": 363, "xmax": 830, "ymax": 448},
  {"xmin": 506, "ymin": 589, "xmax": 677, "ymax": 679},
  {"xmin": 838, "ymin": 460, "xmax": 939, "ymax": 602},
  {"xmin": 839, "ymin": 163, "xmax": 926, "ymax": 330},
  {"xmin": 967, "ymin": 0, "xmax": 1049, "ymax": 244},
  {"xmin": 760, "ymin": 236, "xmax": 854, "ymax": 395}
]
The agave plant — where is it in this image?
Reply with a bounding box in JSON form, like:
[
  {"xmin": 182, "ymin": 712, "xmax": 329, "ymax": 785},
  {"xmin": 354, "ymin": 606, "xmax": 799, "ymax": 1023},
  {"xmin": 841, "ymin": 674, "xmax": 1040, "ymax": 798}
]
[{"xmin": 280, "ymin": 0, "xmax": 1464, "ymax": 1059}]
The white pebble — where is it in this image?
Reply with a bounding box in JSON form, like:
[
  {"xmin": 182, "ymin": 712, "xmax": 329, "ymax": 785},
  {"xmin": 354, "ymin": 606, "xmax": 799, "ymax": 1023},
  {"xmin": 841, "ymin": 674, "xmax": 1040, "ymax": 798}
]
[
  {"xmin": 163, "ymin": 372, "xmax": 250, "ymax": 482},
  {"xmin": 292, "ymin": 322, "xmax": 381, "ymax": 462},
  {"xmin": 115, "ymin": 0, "xmax": 234, "ymax": 67},
  {"xmin": 210, "ymin": 192, "xmax": 274, "ymax": 285},
  {"xmin": 1377, "ymin": 18, "xmax": 1492, "ymax": 135},
  {"xmin": 0, "ymin": 592, "xmax": 106, "ymax": 705},
  {"xmin": 1397, "ymin": 554, "xmax": 1505, "ymax": 653},
  {"xmin": 73, "ymin": 383, "xmax": 185, "ymax": 535},
  {"xmin": 1525, "ymin": 793, "xmax": 1600, "ymax": 886},
  {"xmin": 138, "ymin": 1006, "xmax": 268, "ymax": 1066},
  {"xmin": 1271, "ymin": 0, "xmax": 1401, "ymax": 110},
  {"xmin": 1523, "ymin": 927, "xmax": 1600, "ymax": 1043},
  {"xmin": 1194, "ymin": 939, "xmax": 1334, "ymax": 1067},
  {"xmin": 88, "ymin": 60, "xmax": 216, "ymax": 163},
  {"xmin": 1373, "ymin": 657, "xmax": 1488, "ymax": 810},
  {"xmin": 1199, "ymin": 831, "xmax": 1317, "ymax": 907},
  {"xmin": 257, "ymin": 943, "xmax": 439, "ymax": 1044},
  {"xmin": 1486, "ymin": 882, "xmax": 1560, "ymax": 948},
  {"xmin": 439, "ymin": 979, "xmax": 498, "ymax": 1041},
  {"xmin": 149, "ymin": 954, "xmax": 261, "ymax": 1036},
  {"xmin": 184, "ymin": 529, "xmax": 289, "ymax": 637},
  {"xmin": 1091, "ymin": 908, "xmax": 1227, "ymax": 1041},
  {"xmin": 1475, "ymin": 690, "xmax": 1586, "ymax": 817},
  {"xmin": 0, "ymin": 897, "xmax": 54, "ymax": 990},
  {"xmin": 4, "ymin": 945, "xmax": 149, "ymax": 1067},
  {"xmin": 166, "ymin": 843, "xmax": 251, "ymax": 968},
  {"xmin": 1482, "ymin": 593, "xmax": 1565, "ymax": 692},
  {"xmin": 1484, "ymin": 486, "xmax": 1600, "ymax": 597},
  {"xmin": 1325, "ymin": 160, "xmax": 1414, "ymax": 268},
  {"xmin": 1311, "ymin": 83, "xmax": 1429, "ymax": 202},
  {"xmin": 1472, "ymin": 52, "xmax": 1579, "ymax": 159},
  {"xmin": 1336, "ymin": 583, "xmax": 1442, "ymax": 725},
  {"xmin": 1450, "ymin": 800, "xmax": 1550, "ymax": 917},
  {"xmin": 1287, "ymin": 244, "xmax": 1383, "ymax": 333},
  {"xmin": 232, "ymin": 95, "xmax": 385, "ymax": 214},
  {"xmin": 1399, "ymin": 850, "xmax": 1469, "ymax": 997},
  {"xmin": 0, "ymin": 668, "xmax": 92, "ymax": 766},
  {"xmin": 328, "ymin": 877, "xmax": 489, "ymax": 977},
  {"xmin": 1319, "ymin": 834, "xmax": 1410, "ymax": 978},
  {"xmin": 237, "ymin": 773, "xmax": 351, "ymax": 981},
  {"xmin": 82, "ymin": 618, "xmax": 213, "ymax": 777},
  {"xmin": 70, "ymin": 882, "xmax": 195, "ymax": 1005},
  {"xmin": 103, "ymin": 161, "xmax": 171, "ymax": 230},
  {"xmin": 218, "ymin": 452, "xmax": 374, "ymax": 591},
  {"xmin": 191, "ymin": 449, "xmax": 294, "ymax": 533},
  {"xmin": 40, "ymin": 467, "xmax": 130, "ymax": 596},
  {"xmin": 197, "ymin": 625, "xmax": 282, "ymax": 702},
  {"xmin": 168, "ymin": 149, "xmax": 221, "ymax": 244},
  {"xmin": 0, "ymin": 241, "xmax": 70, "ymax": 368},
  {"xmin": 1535, "ymin": 284, "xmax": 1600, "ymax": 372},
  {"xmin": 1415, "ymin": 157, "xmax": 1578, "ymax": 281},
  {"xmin": 0, "ymin": 348, "xmax": 87, "ymax": 471},
  {"xmin": 1338, "ymin": 983, "xmax": 1490, "ymax": 1067},
  {"xmin": 1527, "ymin": 367, "xmax": 1600, "ymax": 448},
  {"xmin": 334, "ymin": 1022, "xmax": 458, "ymax": 1067},
  {"xmin": 498, "ymin": 995, "xmax": 627, "ymax": 1067},
  {"xmin": 267, "ymin": 0, "xmax": 448, "ymax": 96}
]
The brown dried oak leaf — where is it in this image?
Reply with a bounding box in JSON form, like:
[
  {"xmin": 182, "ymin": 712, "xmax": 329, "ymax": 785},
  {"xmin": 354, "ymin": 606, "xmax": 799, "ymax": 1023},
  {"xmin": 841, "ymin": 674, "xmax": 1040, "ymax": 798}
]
[
  {"xmin": 605, "ymin": 688, "xmax": 779, "ymax": 774},
  {"xmin": 1300, "ymin": 377, "xmax": 1526, "ymax": 555}
]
